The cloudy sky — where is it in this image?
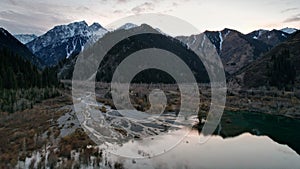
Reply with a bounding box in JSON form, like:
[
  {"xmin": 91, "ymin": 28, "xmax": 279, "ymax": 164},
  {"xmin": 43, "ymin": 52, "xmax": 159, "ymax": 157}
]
[{"xmin": 0, "ymin": 0, "xmax": 299, "ymax": 35}]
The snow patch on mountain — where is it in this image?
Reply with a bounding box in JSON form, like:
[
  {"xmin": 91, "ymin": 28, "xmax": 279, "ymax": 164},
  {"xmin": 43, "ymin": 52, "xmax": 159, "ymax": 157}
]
[
  {"xmin": 28, "ymin": 21, "xmax": 107, "ymax": 53},
  {"xmin": 281, "ymin": 27, "xmax": 297, "ymax": 34},
  {"xmin": 258, "ymin": 29, "xmax": 267, "ymax": 37},
  {"xmin": 191, "ymin": 35, "xmax": 196, "ymax": 46},
  {"xmin": 66, "ymin": 38, "xmax": 80, "ymax": 59},
  {"xmin": 118, "ymin": 23, "xmax": 138, "ymax": 30},
  {"xmin": 224, "ymin": 30, "xmax": 231, "ymax": 38},
  {"xmin": 201, "ymin": 35, "xmax": 206, "ymax": 47},
  {"xmin": 219, "ymin": 31, "xmax": 223, "ymax": 51},
  {"xmin": 252, "ymin": 29, "xmax": 268, "ymax": 39},
  {"xmin": 26, "ymin": 21, "xmax": 108, "ymax": 66},
  {"xmin": 185, "ymin": 35, "xmax": 197, "ymax": 49}
]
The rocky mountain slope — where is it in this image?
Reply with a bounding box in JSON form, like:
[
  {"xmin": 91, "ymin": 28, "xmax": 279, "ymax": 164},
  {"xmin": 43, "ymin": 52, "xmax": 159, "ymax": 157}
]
[
  {"xmin": 230, "ymin": 31, "xmax": 300, "ymax": 89},
  {"xmin": 0, "ymin": 28, "xmax": 43, "ymax": 68},
  {"xmin": 58, "ymin": 24, "xmax": 210, "ymax": 83},
  {"xmin": 14, "ymin": 34, "xmax": 37, "ymax": 44},
  {"xmin": 246, "ymin": 29, "xmax": 291, "ymax": 47},
  {"xmin": 177, "ymin": 28, "xmax": 271, "ymax": 74},
  {"xmin": 281, "ymin": 27, "xmax": 298, "ymax": 34},
  {"xmin": 26, "ymin": 21, "xmax": 107, "ymax": 66},
  {"xmin": 11, "ymin": 20, "xmax": 297, "ymax": 81}
]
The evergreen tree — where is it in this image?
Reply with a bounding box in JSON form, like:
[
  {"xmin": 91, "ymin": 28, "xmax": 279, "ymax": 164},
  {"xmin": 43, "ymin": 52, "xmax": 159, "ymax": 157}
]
[
  {"xmin": 0, "ymin": 48, "xmax": 59, "ymax": 90},
  {"xmin": 269, "ymin": 49, "xmax": 296, "ymax": 89}
]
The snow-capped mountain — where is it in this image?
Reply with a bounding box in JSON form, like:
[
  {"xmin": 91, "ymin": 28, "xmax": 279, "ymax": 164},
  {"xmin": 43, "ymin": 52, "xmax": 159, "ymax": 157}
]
[
  {"xmin": 19, "ymin": 20, "xmax": 296, "ymax": 72},
  {"xmin": 177, "ymin": 28, "xmax": 271, "ymax": 74},
  {"xmin": 201, "ymin": 29, "xmax": 232, "ymax": 54},
  {"xmin": 248, "ymin": 29, "xmax": 268, "ymax": 40},
  {"xmin": 246, "ymin": 29, "xmax": 291, "ymax": 47},
  {"xmin": 177, "ymin": 27, "xmax": 297, "ymax": 74},
  {"xmin": 14, "ymin": 34, "xmax": 37, "ymax": 44},
  {"xmin": 280, "ymin": 27, "xmax": 298, "ymax": 34},
  {"xmin": 232, "ymin": 31, "xmax": 300, "ymax": 89},
  {"xmin": 57, "ymin": 24, "xmax": 209, "ymax": 83},
  {"xmin": 117, "ymin": 23, "xmax": 138, "ymax": 30},
  {"xmin": 26, "ymin": 21, "xmax": 108, "ymax": 66}
]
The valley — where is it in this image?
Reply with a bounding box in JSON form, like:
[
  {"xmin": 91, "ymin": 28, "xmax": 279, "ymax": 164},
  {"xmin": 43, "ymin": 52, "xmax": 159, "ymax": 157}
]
[
  {"xmin": 0, "ymin": 18, "xmax": 299, "ymax": 169},
  {"xmin": 1, "ymin": 85, "xmax": 300, "ymax": 168}
]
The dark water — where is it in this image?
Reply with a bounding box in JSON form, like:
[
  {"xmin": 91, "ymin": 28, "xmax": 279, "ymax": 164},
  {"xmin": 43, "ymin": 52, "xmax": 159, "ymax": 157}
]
[
  {"xmin": 207, "ymin": 111, "xmax": 300, "ymax": 155},
  {"xmin": 115, "ymin": 110, "xmax": 300, "ymax": 169}
]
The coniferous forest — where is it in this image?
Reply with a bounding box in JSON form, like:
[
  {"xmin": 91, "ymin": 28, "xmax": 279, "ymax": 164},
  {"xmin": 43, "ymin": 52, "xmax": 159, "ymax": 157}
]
[
  {"xmin": 0, "ymin": 48, "xmax": 61, "ymax": 113},
  {"xmin": 269, "ymin": 49, "xmax": 296, "ymax": 89}
]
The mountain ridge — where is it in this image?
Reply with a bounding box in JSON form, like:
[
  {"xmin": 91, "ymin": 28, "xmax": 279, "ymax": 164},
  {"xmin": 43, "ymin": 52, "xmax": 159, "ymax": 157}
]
[
  {"xmin": 5, "ymin": 20, "xmax": 299, "ymax": 81},
  {"xmin": 58, "ymin": 23, "xmax": 210, "ymax": 83},
  {"xmin": 0, "ymin": 28, "xmax": 43, "ymax": 68},
  {"xmin": 26, "ymin": 21, "xmax": 108, "ymax": 66},
  {"xmin": 177, "ymin": 28, "xmax": 272, "ymax": 74},
  {"xmin": 14, "ymin": 34, "xmax": 37, "ymax": 44},
  {"xmin": 229, "ymin": 30, "xmax": 300, "ymax": 89},
  {"xmin": 0, "ymin": 27, "xmax": 59, "ymax": 90}
]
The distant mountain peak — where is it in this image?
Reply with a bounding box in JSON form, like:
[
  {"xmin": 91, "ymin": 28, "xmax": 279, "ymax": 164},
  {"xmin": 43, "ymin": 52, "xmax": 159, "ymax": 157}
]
[
  {"xmin": 89, "ymin": 22, "xmax": 103, "ymax": 29},
  {"xmin": 140, "ymin": 23, "xmax": 155, "ymax": 29},
  {"xmin": 67, "ymin": 20, "xmax": 88, "ymax": 27},
  {"xmin": 249, "ymin": 29, "xmax": 269, "ymax": 39},
  {"xmin": 246, "ymin": 29, "xmax": 291, "ymax": 48},
  {"xmin": 14, "ymin": 34, "xmax": 37, "ymax": 44},
  {"xmin": 280, "ymin": 27, "xmax": 298, "ymax": 34},
  {"xmin": 26, "ymin": 21, "xmax": 108, "ymax": 66},
  {"xmin": 222, "ymin": 28, "xmax": 236, "ymax": 32},
  {"xmin": 117, "ymin": 23, "xmax": 138, "ymax": 30},
  {"xmin": 0, "ymin": 27, "xmax": 43, "ymax": 68}
]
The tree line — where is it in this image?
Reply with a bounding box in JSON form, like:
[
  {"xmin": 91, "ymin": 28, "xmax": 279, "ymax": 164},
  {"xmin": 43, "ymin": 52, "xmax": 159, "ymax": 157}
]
[
  {"xmin": 268, "ymin": 49, "xmax": 296, "ymax": 90},
  {"xmin": 0, "ymin": 48, "xmax": 59, "ymax": 89},
  {"xmin": 0, "ymin": 47, "xmax": 62, "ymax": 113}
]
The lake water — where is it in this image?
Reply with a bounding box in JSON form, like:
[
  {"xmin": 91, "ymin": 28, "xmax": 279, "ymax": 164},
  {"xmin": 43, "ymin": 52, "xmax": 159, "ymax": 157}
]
[
  {"xmin": 101, "ymin": 111, "xmax": 300, "ymax": 169},
  {"xmin": 119, "ymin": 131, "xmax": 300, "ymax": 169},
  {"xmin": 213, "ymin": 111, "xmax": 300, "ymax": 155},
  {"xmin": 76, "ymin": 95, "xmax": 300, "ymax": 168}
]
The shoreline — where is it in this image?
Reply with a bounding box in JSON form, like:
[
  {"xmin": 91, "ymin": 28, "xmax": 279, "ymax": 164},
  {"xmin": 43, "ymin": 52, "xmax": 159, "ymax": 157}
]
[{"xmin": 62, "ymin": 80, "xmax": 300, "ymax": 119}]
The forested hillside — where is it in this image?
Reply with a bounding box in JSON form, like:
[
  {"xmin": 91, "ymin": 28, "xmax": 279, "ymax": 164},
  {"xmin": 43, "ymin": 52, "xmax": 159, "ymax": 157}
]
[
  {"xmin": 0, "ymin": 47, "xmax": 61, "ymax": 113},
  {"xmin": 0, "ymin": 48, "xmax": 59, "ymax": 89},
  {"xmin": 232, "ymin": 31, "xmax": 300, "ymax": 90}
]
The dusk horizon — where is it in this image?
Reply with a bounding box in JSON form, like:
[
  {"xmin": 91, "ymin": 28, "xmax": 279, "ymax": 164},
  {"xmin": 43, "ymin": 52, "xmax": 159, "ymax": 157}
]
[{"xmin": 1, "ymin": 0, "xmax": 300, "ymax": 35}]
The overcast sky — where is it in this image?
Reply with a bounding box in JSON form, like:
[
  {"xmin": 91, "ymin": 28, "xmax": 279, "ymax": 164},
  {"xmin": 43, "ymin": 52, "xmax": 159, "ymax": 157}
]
[{"xmin": 0, "ymin": 0, "xmax": 299, "ymax": 35}]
